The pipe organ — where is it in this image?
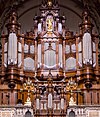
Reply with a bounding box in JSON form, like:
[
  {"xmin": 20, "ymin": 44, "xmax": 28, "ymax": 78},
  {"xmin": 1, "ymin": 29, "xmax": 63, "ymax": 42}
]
[{"xmin": 0, "ymin": 0, "xmax": 100, "ymax": 117}]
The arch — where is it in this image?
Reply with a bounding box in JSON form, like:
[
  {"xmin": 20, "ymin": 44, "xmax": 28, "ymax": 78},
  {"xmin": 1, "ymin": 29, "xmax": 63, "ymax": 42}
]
[
  {"xmin": 25, "ymin": 110, "xmax": 32, "ymax": 117},
  {"xmin": 69, "ymin": 110, "xmax": 75, "ymax": 117},
  {"xmin": 18, "ymin": 2, "xmax": 82, "ymax": 32},
  {"xmin": 18, "ymin": 4, "xmax": 81, "ymax": 19}
]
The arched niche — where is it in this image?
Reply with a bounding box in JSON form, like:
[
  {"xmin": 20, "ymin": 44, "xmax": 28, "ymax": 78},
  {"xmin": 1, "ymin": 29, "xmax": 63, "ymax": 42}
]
[
  {"xmin": 25, "ymin": 110, "xmax": 32, "ymax": 117},
  {"xmin": 69, "ymin": 110, "xmax": 75, "ymax": 117}
]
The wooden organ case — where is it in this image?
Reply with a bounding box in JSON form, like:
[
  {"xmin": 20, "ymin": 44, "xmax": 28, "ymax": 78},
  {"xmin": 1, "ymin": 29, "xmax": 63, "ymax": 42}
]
[{"xmin": 0, "ymin": 0, "xmax": 100, "ymax": 117}]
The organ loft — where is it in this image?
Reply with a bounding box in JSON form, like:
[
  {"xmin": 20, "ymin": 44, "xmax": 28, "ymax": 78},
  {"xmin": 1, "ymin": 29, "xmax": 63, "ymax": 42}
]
[{"xmin": 0, "ymin": 0, "xmax": 100, "ymax": 117}]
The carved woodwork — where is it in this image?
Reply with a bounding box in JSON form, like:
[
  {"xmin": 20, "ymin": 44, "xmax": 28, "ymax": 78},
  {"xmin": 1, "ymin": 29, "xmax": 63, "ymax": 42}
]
[{"xmin": 0, "ymin": 0, "xmax": 100, "ymax": 117}]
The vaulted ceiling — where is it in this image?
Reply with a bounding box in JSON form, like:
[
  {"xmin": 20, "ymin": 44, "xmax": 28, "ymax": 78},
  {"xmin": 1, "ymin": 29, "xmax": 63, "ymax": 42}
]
[{"xmin": 0, "ymin": 0, "xmax": 100, "ymax": 35}]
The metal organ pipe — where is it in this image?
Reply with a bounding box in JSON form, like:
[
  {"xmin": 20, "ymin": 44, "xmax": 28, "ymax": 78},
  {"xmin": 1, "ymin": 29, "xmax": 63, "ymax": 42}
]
[
  {"xmin": 8, "ymin": 32, "xmax": 17, "ymax": 65},
  {"xmin": 48, "ymin": 93, "xmax": 52, "ymax": 109},
  {"xmin": 83, "ymin": 32, "xmax": 92, "ymax": 65},
  {"xmin": 36, "ymin": 98, "xmax": 40, "ymax": 110},
  {"xmin": 61, "ymin": 98, "xmax": 64, "ymax": 109},
  {"xmin": 58, "ymin": 23, "xmax": 62, "ymax": 34},
  {"xmin": 38, "ymin": 23, "xmax": 42, "ymax": 33}
]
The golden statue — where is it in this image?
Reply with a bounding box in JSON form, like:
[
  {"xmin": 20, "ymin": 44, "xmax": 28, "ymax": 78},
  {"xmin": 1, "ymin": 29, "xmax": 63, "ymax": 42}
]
[{"xmin": 47, "ymin": 18, "xmax": 53, "ymax": 31}]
